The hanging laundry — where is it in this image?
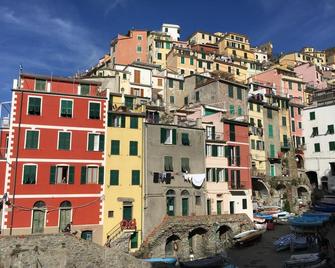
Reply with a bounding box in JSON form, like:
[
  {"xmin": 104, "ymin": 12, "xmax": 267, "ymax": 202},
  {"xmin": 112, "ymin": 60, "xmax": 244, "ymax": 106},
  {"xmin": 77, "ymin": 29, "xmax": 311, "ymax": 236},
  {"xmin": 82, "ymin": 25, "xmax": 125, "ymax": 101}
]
[
  {"xmin": 165, "ymin": 173, "xmax": 171, "ymax": 184},
  {"xmin": 153, "ymin": 172, "xmax": 160, "ymax": 183},
  {"xmin": 183, "ymin": 173, "xmax": 191, "ymax": 182},
  {"xmin": 161, "ymin": 172, "xmax": 166, "ymax": 183},
  {"xmin": 191, "ymin": 173, "xmax": 206, "ymax": 187}
]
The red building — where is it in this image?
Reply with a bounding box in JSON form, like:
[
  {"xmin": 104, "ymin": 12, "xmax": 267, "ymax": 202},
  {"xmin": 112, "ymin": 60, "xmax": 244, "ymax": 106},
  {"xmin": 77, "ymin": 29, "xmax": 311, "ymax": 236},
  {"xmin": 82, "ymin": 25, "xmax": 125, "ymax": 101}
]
[{"xmin": 1, "ymin": 73, "xmax": 106, "ymax": 244}]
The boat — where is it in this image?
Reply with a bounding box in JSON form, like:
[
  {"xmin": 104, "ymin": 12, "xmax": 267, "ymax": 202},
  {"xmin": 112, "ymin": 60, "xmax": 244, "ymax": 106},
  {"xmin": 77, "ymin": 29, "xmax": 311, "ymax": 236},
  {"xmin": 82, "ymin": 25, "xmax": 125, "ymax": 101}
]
[
  {"xmin": 313, "ymin": 204, "xmax": 335, "ymax": 212},
  {"xmin": 272, "ymin": 211, "xmax": 290, "ymax": 219},
  {"xmin": 143, "ymin": 257, "xmax": 177, "ymax": 265},
  {"xmin": 233, "ymin": 229, "xmax": 264, "ymax": 246},
  {"xmin": 284, "ymin": 253, "xmax": 327, "ymax": 267},
  {"xmin": 273, "ymin": 234, "xmax": 307, "ymax": 252},
  {"xmin": 179, "ymin": 254, "xmax": 236, "ymax": 268},
  {"xmin": 288, "ymin": 216, "xmax": 325, "ymax": 227},
  {"xmin": 253, "ymin": 216, "xmax": 266, "ymax": 223},
  {"xmin": 255, "ymin": 222, "xmax": 267, "ymax": 230},
  {"xmin": 254, "ymin": 213, "xmax": 273, "ymax": 220}
]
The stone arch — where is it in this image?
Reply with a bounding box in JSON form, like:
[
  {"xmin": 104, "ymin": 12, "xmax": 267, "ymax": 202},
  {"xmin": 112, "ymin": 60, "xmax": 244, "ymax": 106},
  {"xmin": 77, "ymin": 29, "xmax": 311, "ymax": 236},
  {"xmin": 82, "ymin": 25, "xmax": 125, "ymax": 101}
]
[
  {"xmin": 297, "ymin": 185, "xmax": 309, "ymax": 203},
  {"xmin": 165, "ymin": 234, "xmax": 181, "ymax": 257},
  {"xmin": 306, "ymin": 171, "xmax": 318, "ymax": 188},
  {"xmin": 216, "ymin": 225, "xmax": 233, "ymax": 248},
  {"xmin": 252, "ymin": 178, "xmax": 269, "ymax": 198},
  {"xmin": 295, "ymin": 154, "xmax": 304, "ymax": 169},
  {"xmin": 276, "ymin": 183, "xmax": 286, "ymax": 191},
  {"xmin": 188, "ymin": 227, "xmax": 208, "ymax": 257},
  {"xmin": 321, "ymin": 176, "xmax": 328, "ymax": 191}
]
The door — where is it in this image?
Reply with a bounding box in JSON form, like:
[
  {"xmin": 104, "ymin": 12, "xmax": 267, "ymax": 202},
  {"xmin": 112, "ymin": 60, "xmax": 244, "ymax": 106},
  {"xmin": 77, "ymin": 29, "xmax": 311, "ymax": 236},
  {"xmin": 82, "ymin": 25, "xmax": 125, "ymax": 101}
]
[
  {"xmin": 59, "ymin": 208, "xmax": 71, "ymax": 231},
  {"xmin": 123, "ymin": 205, "xmax": 133, "ymax": 221},
  {"xmin": 167, "ymin": 196, "xmax": 175, "ymax": 216},
  {"xmin": 32, "ymin": 209, "xmax": 45, "ymax": 234},
  {"xmin": 182, "ymin": 198, "xmax": 189, "ymax": 216},
  {"xmin": 229, "ymin": 201, "xmax": 235, "ymax": 214},
  {"xmin": 217, "ymin": 200, "xmax": 222, "ymax": 215}
]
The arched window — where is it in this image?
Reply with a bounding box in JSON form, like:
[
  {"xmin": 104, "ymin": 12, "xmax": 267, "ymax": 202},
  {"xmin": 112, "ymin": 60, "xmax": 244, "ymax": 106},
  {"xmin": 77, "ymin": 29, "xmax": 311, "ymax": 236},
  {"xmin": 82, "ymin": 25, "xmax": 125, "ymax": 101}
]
[
  {"xmin": 181, "ymin": 190, "xmax": 189, "ymax": 216},
  {"xmin": 166, "ymin": 190, "xmax": 175, "ymax": 216},
  {"xmin": 32, "ymin": 201, "xmax": 46, "ymax": 234},
  {"xmin": 59, "ymin": 201, "xmax": 72, "ymax": 232}
]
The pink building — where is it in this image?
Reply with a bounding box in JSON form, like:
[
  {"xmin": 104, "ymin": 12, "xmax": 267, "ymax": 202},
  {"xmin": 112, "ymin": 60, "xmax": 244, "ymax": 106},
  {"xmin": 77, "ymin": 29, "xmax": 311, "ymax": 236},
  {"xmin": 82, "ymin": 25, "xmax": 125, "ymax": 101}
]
[
  {"xmin": 294, "ymin": 62, "xmax": 327, "ymax": 90},
  {"xmin": 110, "ymin": 30, "xmax": 148, "ymax": 65}
]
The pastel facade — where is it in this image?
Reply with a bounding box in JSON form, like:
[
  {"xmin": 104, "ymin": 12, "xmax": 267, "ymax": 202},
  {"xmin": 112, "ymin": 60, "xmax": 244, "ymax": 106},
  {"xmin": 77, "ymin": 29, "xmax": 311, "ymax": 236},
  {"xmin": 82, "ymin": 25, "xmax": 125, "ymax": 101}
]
[
  {"xmin": 188, "ymin": 32, "xmax": 221, "ymax": 45},
  {"xmin": 161, "ymin": 23, "xmax": 180, "ymax": 41},
  {"xmin": 148, "ymin": 31, "xmax": 172, "ymax": 68},
  {"xmin": 294, "ymin": 63, "xmax": 327, "ymax": 90}
]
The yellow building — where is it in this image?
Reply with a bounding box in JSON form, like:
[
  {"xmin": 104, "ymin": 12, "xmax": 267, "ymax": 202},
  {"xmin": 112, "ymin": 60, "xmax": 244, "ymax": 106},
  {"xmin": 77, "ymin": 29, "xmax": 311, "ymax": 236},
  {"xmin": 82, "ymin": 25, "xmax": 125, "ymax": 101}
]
[
  {"xmin": 248, "ymin": 99, "xmax": 266, "ymax": 176},
  {"xmin": 302, "ymin": 47, "xmax": 326, "ymax": 65},
  {"xmin": 214, "ymin": 58, "xmax": 248, "ymax": 83},
  {"xmin": 103, "ymin": 93, "xmax": 145, "ymax": 250},
  {"xmin": 279, "ymin": 52, "xmax": 325, "ymax": 68},
  {"xmin": 218, "ymin": 32, "xmax": 255, "ymax": 61},
  {"xmin": 187, "ymin": 31, "xmax": 222, "ymax": 45},
  {"xmin": 148, "ymin": 31, "xmax": 172, "ymax": 68}
]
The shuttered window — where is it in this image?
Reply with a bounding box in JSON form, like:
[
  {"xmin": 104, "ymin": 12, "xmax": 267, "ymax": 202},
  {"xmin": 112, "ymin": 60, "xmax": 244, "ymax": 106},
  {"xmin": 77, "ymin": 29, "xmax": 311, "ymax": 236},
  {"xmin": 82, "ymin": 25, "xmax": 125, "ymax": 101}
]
[
  {"xmin": 228, "ymin": 85, "xmax": 234, "ymax": 98},
  {"xmin": 181, "ymin": 133, "xmax": 190, "ymax": 145},
  {"xmin": 125, "ymin": 97, "xmax": 133, "ymax": 109},
  {"xmin": 28, "ymin": 97, "xmax": 41, "ymax": 115},
  {"xmin": 25, "ymin": 130, "xmax": 39, "ymax": 149},
  {"xmin": 164, "ymin": 156, "xmax": 173, "ymax": 171},
  {"xmin": 110, "ymin": 170, "xmax": 119, "ymax": 185},
  {"xmin": 80, "ymin": 84, "xmax": 90, "ymax": 95},
  {"xmin": 181, "ymin": 158, "xmax": 190, "ymax": 172},
  {"xmin": 131, "ymin": 170, "xmax": 140, "ymax": 185},
  {"xmin": 130, "ymin": 117, "xmax": 138, "ymax": 129},
  {"xmin": 270, "ymin": 144, "xmax": 275, "ymax": 158},
  {"xmin": 111, "ymin": 140, "xmax": 120, "ymax": 155},
  {"xmin": 35, "ymin": 79, "xmax": 46, "ymax": 91},
  {"xmin": 160, "ymin": 128, "xmax": 176, "ymax": 145},
  {"xmin": 60, "ymin": 100, "xmax": 73, "ymax": 118},
  {"xmin": 129, "ymin": 141, "xmax": 138, "ymax": 156},
  {"xmin": 23, "ymin": 165, "xmax": 37, "ymax": 184},
  {"xmin": 89, "ymin": 102, "xmax": 100, "ymax": 119},
  {"xmin": 108, "ymin": 114, "xmax": 125, "ymax": 128},
  {"xmin": 58, "ymin": 132, "xmax": 71, "ymax": 150},
  {"xmin": 88, "ymin": 134, "xmax": 104, "ymax": 151},
  {"xmin": 268, "ymin": 124, "xmax": 273, "ymax": 138}
]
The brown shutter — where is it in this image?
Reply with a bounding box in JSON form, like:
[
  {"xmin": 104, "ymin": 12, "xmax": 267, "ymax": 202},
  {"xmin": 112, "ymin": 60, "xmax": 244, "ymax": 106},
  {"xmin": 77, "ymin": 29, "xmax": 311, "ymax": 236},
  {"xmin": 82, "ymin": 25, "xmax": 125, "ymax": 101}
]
[
  {"xmin": 141, "ymin": 89, "xmax": 144, "ymax": 97},
  {"xmin": 134, "ymin": 70, "xmax": 141, "ymax": 84}
]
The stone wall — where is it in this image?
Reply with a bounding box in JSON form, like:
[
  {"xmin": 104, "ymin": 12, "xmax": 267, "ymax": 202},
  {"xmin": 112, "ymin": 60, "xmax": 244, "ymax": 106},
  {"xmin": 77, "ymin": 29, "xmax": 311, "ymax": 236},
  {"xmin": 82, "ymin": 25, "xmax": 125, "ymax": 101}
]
[{"xmin": 0, "ymin": 234, "xmax": 151, "ymax": 268}]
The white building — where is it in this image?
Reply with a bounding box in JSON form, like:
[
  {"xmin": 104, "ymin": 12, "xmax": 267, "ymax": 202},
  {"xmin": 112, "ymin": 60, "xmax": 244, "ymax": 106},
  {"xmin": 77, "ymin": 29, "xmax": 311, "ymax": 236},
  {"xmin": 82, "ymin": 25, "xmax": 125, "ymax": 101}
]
[
  {"xmin": 303, "ymin": 88, "xmax": 335, "ymax": 191},
  {"xmin": 161, "ymin": 23, "xmax": 180, "ymax": 41}
]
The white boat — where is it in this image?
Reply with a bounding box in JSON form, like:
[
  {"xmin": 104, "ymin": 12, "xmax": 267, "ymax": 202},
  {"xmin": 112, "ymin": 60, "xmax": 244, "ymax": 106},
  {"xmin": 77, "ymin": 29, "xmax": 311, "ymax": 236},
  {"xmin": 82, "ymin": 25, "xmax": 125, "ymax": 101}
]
[
  {"xmin": 254, "ymin": 223, "xmax": 267, "ymax": 230},
  {"xmin": 233, "ymin": 229, "xmax": 258, "ymax": 240},
  {"xmin": 284, "ymin": 253, "xmax": 327, "ymax": 268}
]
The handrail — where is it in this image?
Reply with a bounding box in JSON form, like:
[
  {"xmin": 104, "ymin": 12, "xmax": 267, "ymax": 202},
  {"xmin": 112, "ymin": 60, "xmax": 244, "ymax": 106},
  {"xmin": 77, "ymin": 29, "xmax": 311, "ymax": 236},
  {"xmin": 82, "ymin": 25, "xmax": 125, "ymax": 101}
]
[{"xmin": 105, "ymin": 219, "xmax": 137, "ymax": 247}]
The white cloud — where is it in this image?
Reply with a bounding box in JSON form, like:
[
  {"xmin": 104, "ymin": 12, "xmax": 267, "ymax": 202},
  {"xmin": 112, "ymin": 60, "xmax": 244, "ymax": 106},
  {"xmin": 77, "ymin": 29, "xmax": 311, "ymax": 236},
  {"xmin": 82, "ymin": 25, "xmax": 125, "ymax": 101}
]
[{"xmin": 104, "ymin": 0, "xmax": 128, "ymax": 15}]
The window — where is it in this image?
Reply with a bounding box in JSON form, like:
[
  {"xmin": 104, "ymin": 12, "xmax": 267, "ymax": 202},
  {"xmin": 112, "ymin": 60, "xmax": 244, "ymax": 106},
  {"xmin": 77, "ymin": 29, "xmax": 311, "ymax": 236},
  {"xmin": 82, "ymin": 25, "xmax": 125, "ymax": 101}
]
[
  {"xmin": 314, "ymin": 143, "xmax": 320, "ymax": 152},
  {"xmin": 157, "ymin": 78, "xmax": 162, "ymax": 86},
  {"xmin": 329, "ymin": 142, "xmax": 335, "ymax": 151},
  {"xmin": 111, "ymin": 140, "xmax": 120, "ymax": 155},
  {"xmin": 181, "ymin": 157, "xmax": 190, "ymax": 172},
  {"xmin": 28, "ymin": 97, "xmax": 41, "ymax": 115},
  {"xmin": 190, "ymin": 57, "xmax": 194, "ymax": 65},
  {"xmin": 310, "ymin": 111, "xmax": 315, "ymax": 120},
  {"xmin": 25, "ymin": 130, "xmax": 39, "ymax": 149},
  {"xmin": 130, "ymin": 232, "xmax": 138, "ymax": 249},
  {"xmin": 282, "ymin": 116, "xmax": 286, "ymax": 126},
  {"xmin": 198, "ymin": 60, "xmax": 203, "ymax": 68},
  {"xmin": 201, "ymin": 52, "xmax": 206, "ymax": 59},
  {"xmin": 179, "ymin": 81, "xmax": 183, "ymax": 90},
  {"xmin": 123, "ymin": 73, "xmax": 127, "ymax": 79},
  {"xmin": 249, "ymin": 102, "xmax": 253, "ymax": 111},
  {"xmin": 89, "ymin": 102, "xmax": 100, "ymax": 119},
  {"xmin": 58, "ymin": 132, "xmax": 71, "ymax": 150},
  {"xmin": 270, "ymin": 144, "xmax": 275, "ymax": 158},
  {"xmin": 137, "ymin": 35, "xmax": 142, "ymax": 40},
  {"xmin": 257, "ymin": 119, "xmax": 262, "ymax": 128},
  {"xmin": 270, "ymin": 164, "xmax": 275, "ymax": 176},
  {"xmin": 292, "ymin": 120, "xmax": 295, "ymax": 132},
  {"xmin": 168, "ymin": 79, "xmax": 173, "ymax": 88},
  {"xmin": 181, "ymin": 133, "xmax": 190, "ymax": 145},
  {"xmin": 155, "ymin": 41, "xmax": 162, "ymax": 48},
  {"xmin": 35, "ymin": 79, "xmax": 46, "ymax": 91},
  {"xmin": 242, "ymin": 199, "xmax": 247, "ymax": 209},
  {"xmin": 181, "ymin": 56, "xmax": 185, "ymax": 64},
  {"xmin": 129, "ymin": 141, "xmax": 138, "ymax": 156},
  {"xmin": 268, "ymin": 125, "xmax": 273, "ymax": 138},
  {"xmin": 136, "ymin": 46, "xmax": 142, "ymax": 52},
  {"xmin": 157, "ymin": 52, "xmax": 162, "ymax": 60},
  {"xmin": 108, "ymin": 211, "xmax": 114, "ymax": 218},
  {"xmin": 237, "ymin": 87, "xmax": 242, "ymax": 100},
  {"xmin": 244, "ymin": 52, "xmax": 248, "ymax": 59},
  {"xmin": 229, "ymin": 124, "xmax": 235, "ymax": 141},
  {"xmin": 195, "ymin": 196, "xmax": 201, "ymax": 205},
  {"xmin": 251, "ymin": 139, "xmax": 255, "ymax": 149},
  {"xmin": 110, "ymin": 170, "xmax": 119, "ymax": 185},
  {"xmin": 134, "ymin": 70, "xmax": 141, "ymax": 84},
  {"xmin": 327, "ymin": 125, "xmax": 334, "ymax": 135},
  {"xmin": 23, "ymin": 165, "xmax": 37, "ymax": 184},
  {"xmin": 298, "ymin": 108, "xmax": 301, "ymax": 115},
  {"xmin": 228, "ymin": 85, "xmax": 234, "ymax": 98},
  {"xmin": 238, "ymin": 106, "xmax": 242, "ymax": 116},
  {"xmin": 166, "ymin": 42, "xmax": 170, "ymax": 49},
  {"xmin": 160, "ymin": 128, "xmax": 176, "ymax": 145},
  {"xmin": 229, "ymin": 105, "xmax": 235, "ymax": 115},
  {"xmin": 132, "ymin": 170, "xmax": 140, "ymax": 185},
  {"xmin": 170, "ymin": 96, "xmax": 174, "ymax": 104},
  {"xmin": 216, "ymin": 63, "xmax": 219, "ymax": 70},
  {"xmin": 60, "ymin": 99, "xmax": 73, "ymax": 118},
  {"xmin": 288, "ymin": 81, "xmax": 292, "ymax": 90},
  {"xmin": 207, "ymin": 62, "xmax": 211, "ymax": 70},
  {"xmin": 108, "ymin": 114, "xmax": 125, "ymax": 127},
  {"xmin": 80, "ymin": 84, "xmax": 90, "ymax": 95},
  {"xmin": 184, "ymin": 97, "xmax": 188, "ymax": 105},
  {"xmin": 195, "ymin": 91, "xmax": 200, "ymax": 102},
  {"xmin": 88, "ymin": 133, "xmax": 104, "ymax": 151},
  {"xmin": 267, "ymin": 109, "xmax": 272, "ymax": 118},
  {"xmin": 164, "ymin": 156, "xmax": 173, "ymax": 171},
  {"xmin": 290, "ymin": 106, "xmax": 295, "ymax": 117},
  {"xmin": 55, "ymin": 165, "xmax": 70, "ymax": 184},
  {"xmin": 236, "ymin": 69, "xmax": 240, "ymax": 75},
  {"xmin": 257, "ymin": 104, "xmax": 261, "ymax": 112},
  {"xmin": 130, "ymin": 117, "xmax": 138, "ymax": 129},
  {"xmin": 166, "ymin": 190, "xmax": 175, "ymax": 216},
  {"xmin": 125, "ymin": 97, "xmax": 133, "ymax": 109}
]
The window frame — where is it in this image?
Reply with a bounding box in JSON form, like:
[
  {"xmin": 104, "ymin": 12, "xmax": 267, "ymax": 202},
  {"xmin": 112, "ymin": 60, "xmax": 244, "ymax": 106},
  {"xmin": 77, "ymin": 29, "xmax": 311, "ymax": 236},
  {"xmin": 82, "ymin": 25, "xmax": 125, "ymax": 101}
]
[
  {"xmin": 129, "ymin": 141, "xmax": 138, "ymax": 156},
  {"xmin": 22, "ymin": 164, "xmax": 38, "ymax": 184},
  {"xmin": 79, "ymin": 84, "xmax": 90, "ymax": 96},
  {"xmin": 59, "ymin": 98, "xmax": 73, "ymax": 118},
  {"xmin": 87, "ymin": 133, "xmax": 104, "ymax": 152},
  {"xmin": 55, "ymin": 164, "xmax": 70, "ymax": 184},
  {"xmin": 88, "ymin": 101, "xmax": 101, "ymax": 120},
  {"xmin": 34, "ymin": 79, "xmax": 47, "ymax": 91},
  {"xmin": 25, "ymin": 129, "xmax": 40, "ymax": 149},
  {"xmin": 85, "ymin": 165, "xmax": 100, "ymax": 184},
  {"xmin": 27, "ymin": 96, "xmax": 42, "ymax": 116},
  {"xmin": 57, "ymin": 131, "xmax": 72, "ymax": 151},
  {"xmin": 110, "ymin": 169, "xmax": 119, "ymax": 185}
]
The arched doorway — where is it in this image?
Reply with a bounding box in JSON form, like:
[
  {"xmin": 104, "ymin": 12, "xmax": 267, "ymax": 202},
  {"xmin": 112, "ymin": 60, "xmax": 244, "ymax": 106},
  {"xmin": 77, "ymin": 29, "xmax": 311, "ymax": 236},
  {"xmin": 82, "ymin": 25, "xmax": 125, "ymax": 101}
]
[
  {"xmin": 295, "ymin": 155, "xmax": 304, "ymax": 169},
  {"xmin": 217, "ymin": 225, "xmax": 233, "ymax": 247},
  {"xmin": 59, "ymin": 201, "xmax": 72, "ymax": 232},
  {"xmin": 166, "ymin": 190, "xmax": 175, "ymax": 216},
  {"xmin": 321, "ymin": 176, "xmax": 328, "ymax": 192},
  {"xmin": 181, "ymin": 190, "xmax": 189, "ymax": 216},
  {"xmin": 32, "ymin": 201, "xmax": 46, "ymax": 234},
  {"xmin": 165, "ymin": 234, "xmax": 181, "ymax": 257},
  {"xmin": 252, "ymin": 178, "xmax": 269, "ymax": 198},
  {"xmin": 188, "ymin": 227, "xmax": 208, "ymax": 256},
  {"xmin": 306, "ymin": 171, "xmax": 318, "ymax": 188},
  {"xmin": 297, "ymin": 186, "xmax": 309, "ymax": 204}
]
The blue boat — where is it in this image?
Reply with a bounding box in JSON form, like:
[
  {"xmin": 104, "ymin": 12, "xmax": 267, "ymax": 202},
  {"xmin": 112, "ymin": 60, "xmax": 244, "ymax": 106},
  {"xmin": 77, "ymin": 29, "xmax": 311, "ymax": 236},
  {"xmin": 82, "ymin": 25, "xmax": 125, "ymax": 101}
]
[
  {"xmin": 143, "ymin": 257, "xmax": 177, "ymax": 264},
  {"xmin": 273, "ymin": 234, "xmax": 307, "ymax": 252},
  {"xmin": 288, "ymin": 216, "xmax": 324, "ymax": 227},
  {"xmin": 254, "ymin": 213, "xmax": 273, "ymax": 220},
  {"xmin": 313, "ymin": 204, "xmax": 335, "ymax": 212}
]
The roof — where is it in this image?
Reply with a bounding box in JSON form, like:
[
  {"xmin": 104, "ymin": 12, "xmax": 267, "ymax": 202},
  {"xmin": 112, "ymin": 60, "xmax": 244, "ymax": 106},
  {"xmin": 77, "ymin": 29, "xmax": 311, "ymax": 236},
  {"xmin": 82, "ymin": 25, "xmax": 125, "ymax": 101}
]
[
  {"xmin": 21, "ymin": 73, "xmax": 102, "ymax": 85},
  {"xmin": 222, "ymin": 118, "xmax": 249, "ymax": 127}
]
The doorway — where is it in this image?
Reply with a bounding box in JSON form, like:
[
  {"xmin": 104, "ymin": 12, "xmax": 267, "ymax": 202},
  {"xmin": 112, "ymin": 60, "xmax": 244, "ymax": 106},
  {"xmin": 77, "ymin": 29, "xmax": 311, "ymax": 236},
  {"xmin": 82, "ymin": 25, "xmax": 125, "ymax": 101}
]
[{"xmin": 32, "ymin": 201, "xmax": 46, "ymax": 234}]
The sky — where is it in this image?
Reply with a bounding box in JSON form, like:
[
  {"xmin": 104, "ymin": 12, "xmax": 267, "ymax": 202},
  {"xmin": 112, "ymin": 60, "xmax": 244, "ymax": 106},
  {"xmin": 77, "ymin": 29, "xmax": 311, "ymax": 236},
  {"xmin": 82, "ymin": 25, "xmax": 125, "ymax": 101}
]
[{"xmin": 0, "ymin": 0, "xmax": 334, "ymax": 102}]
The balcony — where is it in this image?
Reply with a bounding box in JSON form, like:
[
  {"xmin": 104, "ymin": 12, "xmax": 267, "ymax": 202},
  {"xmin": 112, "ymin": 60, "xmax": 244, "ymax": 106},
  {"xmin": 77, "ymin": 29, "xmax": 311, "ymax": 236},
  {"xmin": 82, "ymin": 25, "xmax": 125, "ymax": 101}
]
[
  {"xmin": 249, "ymin": 126, "xmax": 263, "ymax": 137},
  {"xmin": 251, "ymin": 168, "xmax": 266, "ymax": 178},
  {"xmin": 206, "ymin": 132, "xmax": 224, "ymax": 142},
  {"xmin": 280, "ymin": 141, "xmax": 291, "ymax": 151}
]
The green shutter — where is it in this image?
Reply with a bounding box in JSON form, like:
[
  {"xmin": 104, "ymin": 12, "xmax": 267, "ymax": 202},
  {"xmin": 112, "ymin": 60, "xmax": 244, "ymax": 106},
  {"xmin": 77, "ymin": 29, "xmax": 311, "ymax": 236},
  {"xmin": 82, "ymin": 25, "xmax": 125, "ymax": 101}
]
[
  {"xmin": 89, "ymin": 103, "xmax": 100, "ymax": 119},
  {"xmin": 130, "ymin": 232, "xmax": 138, "ymax": 248},
  {"xmin": 172, "ymin": 129, "xmax": 177, "ymax": 145},
  {"xmin": 80, "ymin": 84, "xmax": 89, "ymax": 95},
  {"xmin": 310, "ymin": 112, "xmax": 315, "ymax": 120},
  {"xmin": 190, "ymin": 57, "xmax": 194, "ymax": 65},
  {"xmin": 61, "ymin": 100, "xmax": 72, "ymax": 117},
  {"xmin": 181, "ymin": 133, "xmax": 189, "ymax": 145},
  {"xmin": 132, "ymin": 170, "xmax": 140, "ymax": 185},
  {"xmin": 160, "ymin": 128, "xmax": 167, "ymax": 143},
  {"xmin": 229, "ymin": 105, "xmax": 235, "ymax": 115},
  {"xmin": 125, "ymin": 97, "xmax": 133, "ymax": 109},
  {"xmin": 68, "ymin": 166, "xmax": 75, "ymax": 184},
  {"xmin": 26, "ymin": 131, "xmax": 39, "ymax": 149},
  {"xmin": 107, "ymin": 114, "xmax": 112, "ymax": 127},
  {"xmin": 228, "ymin": 85, "xmax": 234, "ymax": 98},
  {"xmin": 110, "ymin": 170, "xmax": 119, "ymax": 185},
  {"xmin": 50, "ymin": 166, "xmax": 56, "ymax": 184},
  {"xmin": 164, "ymin": 156, "xmax": 173, "ymax": 171},
  {"xmin": 35, "ymin": 79, "xmax": 46, "ymax": 91},
  {"xmin": 129, "ymin": 141, "xmax": 138, "ymax": 155},
  {"xmin": 268, "ymin": 125, "xmax": 273, "ymax": 138},
  {"xmin": 212, "ymin": 145, "xmax": 218, "ymax": 156},
  {"xmin": 81, "ymin": 166, "xmax": 87, "ymax": 184},
  {"xmin": 238, "ymin": 106, "xmax": 242, "ymax": 116},
  {"xmin": 224, "ymin": 169, "xmax": 229, "ymax": 182},
  {"xmin": 23, "ymin": 165, "xmax": 36, "ymax": 184},
  {"xmin": 270, "ymin": 144, "xmax": 275, "ymax": 158},
  {"xmin": 121, "ymin": 115, "xmax": 126, "ymax": 128},
  {"xmin": 181, "ymin": 158, "xmax": 190, "ymax": 172},
  {"xmin": 28, "ymin": 97, "xmax": 41, "ymax": 115},
  {"xmin": 236, "ymin": 146, "xmax": 240, "ymax": 166},
  {"xmin": 99, "ymin": 135, "xmax": 105, "ymax": 151},
  {"xmin": 130, "ymin": 117, "xmax": 138, "ymax": 129},
  {"xmin": 98, "ymin": 166, "xmax": 104, "ymax": 185},
  {"xmin": 59, "ymin": 132, "xmax": 70, "ymax": 150},
  {"xmin": 88, "ymin": 134, "xmax": 94, "ymax": 151},
  {"xmin": 111, "ymin": 140, "xmax": 120, "ymax": 155}
]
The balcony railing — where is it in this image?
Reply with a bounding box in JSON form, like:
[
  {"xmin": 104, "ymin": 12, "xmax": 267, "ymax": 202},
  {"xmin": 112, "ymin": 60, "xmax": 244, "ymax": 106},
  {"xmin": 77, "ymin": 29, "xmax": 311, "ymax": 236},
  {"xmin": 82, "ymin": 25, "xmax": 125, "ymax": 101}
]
[
  {"xmin": 249, "ymin": 126, "xmax": 263, "ymax": 137},
  {"xmin": 280, "ymin": 141, "xmax": 291, "ymax": 150},
  {"xmin": 206, "ymin": 132, "xmax": 224, "ymax": 141}
]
